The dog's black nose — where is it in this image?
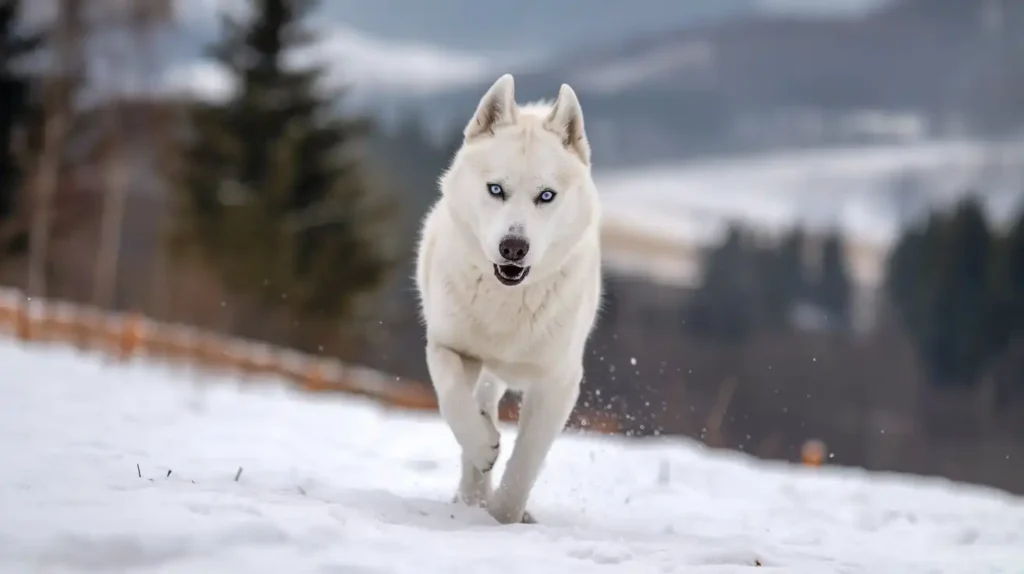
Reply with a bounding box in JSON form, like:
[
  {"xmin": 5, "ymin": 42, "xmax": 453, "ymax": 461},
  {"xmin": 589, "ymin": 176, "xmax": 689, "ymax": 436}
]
[{"xmin": 499, "ymin": 236, "xmax": 529, "ymax": 262}]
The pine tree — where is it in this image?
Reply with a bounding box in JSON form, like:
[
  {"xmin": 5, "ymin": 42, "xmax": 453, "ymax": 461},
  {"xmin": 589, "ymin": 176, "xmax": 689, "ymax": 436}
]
[
  {"xmin": 886, "ymin": 198, "xmax": 1006, "ymax": 388},
  {"xmin": 685, "ymin": 224, "xmax": 758, "ymax": 342},
  {"xmin": 0, "ymin": 0, "xmax": 42, "ymax": 256},
  {"xmin": 1005, "ymin": 210, "xmax": 1024, "ymax": 334},
  {"xmin": 886, "ymin": 220, "xmax": 932, "ymax": 340},
  {"xmin": 934, "ymin": 199, "xmax": 1001, "ymax": 387},
  {"xmin": 170, "ymin": 0, "xmax": 399, "ymax": 336},
  {"xmin": 985, "ymin": 209, "xmax": 1024, "ymax": 404},
  {"xmin": 815, "ymin": 232, "xmax": 852, "ymax": 331},
  {"xmin": 757, "ymin": 227, "xmax": 807, "ymax": 331},
  {"xmin": 1001, "ymin": 210, "xmax": 1024, "ymax": 399}
]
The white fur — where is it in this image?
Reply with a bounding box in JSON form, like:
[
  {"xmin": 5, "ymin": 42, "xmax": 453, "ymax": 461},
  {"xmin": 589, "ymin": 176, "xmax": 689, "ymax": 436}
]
[{"xmin": 414, "ymin": 74, "xmax": 602, "ymax": 524}]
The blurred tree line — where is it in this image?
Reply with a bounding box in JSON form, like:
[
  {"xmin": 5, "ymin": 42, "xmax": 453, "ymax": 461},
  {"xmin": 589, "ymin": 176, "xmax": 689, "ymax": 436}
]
[
  {"xmin": 886, "ymin": 198, "xmax": 1024, "ymax": 402},
  {"xmin": 684, "ymin": 225, "xmax": 852, "ymax": 341},
  {"xmin": 686, "ymin": 196, "xmax": 1024, "ymax": 403}
]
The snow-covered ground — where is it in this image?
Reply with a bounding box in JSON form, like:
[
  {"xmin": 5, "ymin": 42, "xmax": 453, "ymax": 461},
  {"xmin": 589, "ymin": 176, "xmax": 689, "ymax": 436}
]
[{"xmin": 2, "ymin": 340, "xmax": 1024, "ymax": 574}]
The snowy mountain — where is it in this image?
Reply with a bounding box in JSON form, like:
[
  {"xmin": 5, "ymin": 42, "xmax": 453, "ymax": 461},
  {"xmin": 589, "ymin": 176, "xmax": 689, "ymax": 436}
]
[
  {"xmin": 24, "ymin": 0, "xmax": 912, "ymax": 115},
  {"xmin": 394, "ymin": 0, "xmax": 1024, "ymax": 165},
  {"xmin": 2, "ymin": 338, "xmax": 1024, "ymax": 572},
  {"xmin": 165, "ymin": 0, "xmax": 891, "ymax": 53},
  {"xmin": 160, "ymin": 25, "xmax": 496, "ymax": 102}
]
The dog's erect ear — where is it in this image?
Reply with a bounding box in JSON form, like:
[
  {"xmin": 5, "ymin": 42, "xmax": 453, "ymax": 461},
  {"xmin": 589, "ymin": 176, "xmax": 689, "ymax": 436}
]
[
  {"xmin": 544, "ymin": 83, "xmax": 590, "ymax": 165},
  {"xmin": 464, "ymin": 74, "xmax": 518, "ymax": 141}
]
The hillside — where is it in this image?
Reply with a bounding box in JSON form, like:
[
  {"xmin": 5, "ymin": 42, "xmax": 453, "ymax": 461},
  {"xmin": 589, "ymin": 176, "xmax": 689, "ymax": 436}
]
[
  {"xmin": 399, "ymin": 0, "xmax": 1024, "ymax": 166},
  {"xmin": 31, "ymin": 0, "xmax": 1021, "ymax": 167},
  {"xmin": 2, "ymin": 340, "xmax": 1023, "ymax": 572}
]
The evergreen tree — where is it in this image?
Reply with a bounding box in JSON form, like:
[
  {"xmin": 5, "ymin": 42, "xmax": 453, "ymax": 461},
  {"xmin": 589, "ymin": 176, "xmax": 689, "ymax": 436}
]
[
  {"xmin": 886, "ymin": 220, "xmax": 932, "ymax": 339},
  {"xmin": 1005, "ymin": 210, "xmax": 1024, "ymax": 334},
  {"xmin": 814, "ymin": 232, "xmax": 852, "ymax": 331},
  {"xmin": 985, "ymin": 209, "xmax": 1024, "ymax": 404},
  {"xmin": 685, "ymin": 224, "xmax": 758, "ymax": 342},
  {"xmin": 886, "ymin": 198, "xmax": 1006, "ymax": 388},
  {"xmin": 933, "ymin": 200, "xmax": 1002, "ymax": 386},
  {"xmin": 757, "ymin": 227, "xmax": 807, "ymax": 331},
  {"xmin": 0, "ymin": 0, "xmax": 42, "ymax": 256},
  {"xmin": 1000, "ymin": 210, "xmax": 1024, "ymax": 399},
  {"xmin": 170, "ymin": 0, "xmax": 399, "ymax": 334}
]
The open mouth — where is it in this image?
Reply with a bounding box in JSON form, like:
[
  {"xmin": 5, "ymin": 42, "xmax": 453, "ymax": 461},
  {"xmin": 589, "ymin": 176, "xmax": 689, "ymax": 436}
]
[{"xmin": 493, "ymin": 264, "xmax": 531, "ymax": 286}]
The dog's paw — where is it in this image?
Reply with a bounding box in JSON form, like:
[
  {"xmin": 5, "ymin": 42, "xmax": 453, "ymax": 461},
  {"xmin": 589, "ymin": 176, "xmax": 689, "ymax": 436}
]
[
  {"xmin": 486, "ymin": 487, "xmax": 533, "ymax": 525},
  {"xmin": 455, "ymin": 464, "xmax": 493, "ymax": 507},
  {"xmin": 461, "ymin": 409, "xmax": 500, "ymax": 474},
  {"xmin": 487, "ymin": 502, "xmax": 532, "ymax": 525},
  {"xmin": 454, "ymin": 485, "xmax": 490, "ymax": 508}
]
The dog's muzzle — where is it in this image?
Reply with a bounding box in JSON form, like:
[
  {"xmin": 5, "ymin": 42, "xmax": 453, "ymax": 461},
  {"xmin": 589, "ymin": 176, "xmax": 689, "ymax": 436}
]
[{"xmin": 493, "ymin": 263, "xmax": 530, "ymax": 286}]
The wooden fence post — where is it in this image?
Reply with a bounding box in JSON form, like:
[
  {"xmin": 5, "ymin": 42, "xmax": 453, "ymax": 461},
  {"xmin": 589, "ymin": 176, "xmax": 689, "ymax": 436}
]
[
  {"xmin": 16, "ymin": 296, "xmax": 32, "ymax": 341},
  {"xmin": 119, "ymin": 311, "xmax": 143, "ymax": 360}
]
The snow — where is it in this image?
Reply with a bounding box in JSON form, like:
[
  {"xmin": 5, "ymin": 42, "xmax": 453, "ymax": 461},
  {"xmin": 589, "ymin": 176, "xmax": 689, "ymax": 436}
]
[
  {"xmin": 595, "ymin": 139, "xmax": 1024, "ymax": 287},
  {"xmin": 2, "ymin": 341, "xmax": 1024, "ymax": 573},
  {"xmin": 572, "ymin": 41, "xmax": 715, "ymax": 95},
  {"xmin": 162, "ymin": 0, "xmax": 496, "ymax": 102},
  {"xmin": 754, "ymin": 0, "xmax": 894, "ymax": 18},
  {"xmin": 162, "ymin": 25, "xmax": 493, "ymax": 102},
  {"xmin": 19, "ymin": 0, "xmax": 497, "ymax": 103},
  {"xmin": 597, "ymin": 139, "xmax": 1024, "ymax": 249}
]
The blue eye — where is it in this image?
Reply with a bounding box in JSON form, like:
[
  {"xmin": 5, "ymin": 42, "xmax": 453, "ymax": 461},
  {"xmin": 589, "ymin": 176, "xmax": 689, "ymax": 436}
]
[
  {"xmin": 487, "ymin": 183, "xmax": 505, "ymax": 198},
  {"xmin": 537, "ymin": 189, "xmax": 557, "ymax": 204}
]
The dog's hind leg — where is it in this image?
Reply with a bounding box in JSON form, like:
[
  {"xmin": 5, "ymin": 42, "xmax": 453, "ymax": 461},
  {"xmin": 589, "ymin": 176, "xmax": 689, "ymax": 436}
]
[
  {"xmin": 487, "ymin": 368, "xmax": 581, "ymax": 524},
  {"xmin": 426, "ymin": 344, "xmax": 502, "ymax": 505}
]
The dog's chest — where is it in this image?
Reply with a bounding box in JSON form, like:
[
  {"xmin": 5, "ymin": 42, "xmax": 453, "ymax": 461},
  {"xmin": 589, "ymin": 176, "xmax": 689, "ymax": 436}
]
[{"xmin": 433, "ymin": 272, "xmax": 571, "ymax": 364}]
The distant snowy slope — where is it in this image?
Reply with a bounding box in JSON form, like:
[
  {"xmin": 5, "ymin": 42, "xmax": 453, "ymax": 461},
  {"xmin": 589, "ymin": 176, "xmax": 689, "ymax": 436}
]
[
  {"xmin": 598, "ymin": 140, "xmax": 1024, "ymax": 248},
  {"xmin": 1, "ymin": 341, "xmax": 1023, "ymax": 573},
  {"xmin": 754, "ymin": 0, "xmax": 893, "ymax": 17},
  {"xmin": 160, "ymin": 24, "xmax": 495, "ymax": 102},
  {"xmin": 594, "ymin": 140, "xmax": 1010, "ymax": 288},
  {"xmin": 17, "ymin": 0, "xmax": 503, "ymax": 102}
]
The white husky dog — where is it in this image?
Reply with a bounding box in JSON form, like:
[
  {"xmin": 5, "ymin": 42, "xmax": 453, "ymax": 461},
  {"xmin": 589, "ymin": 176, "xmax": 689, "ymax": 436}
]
[{"xmin": 415, "ymin": 74, "xmax": 603, "ymax": 524}]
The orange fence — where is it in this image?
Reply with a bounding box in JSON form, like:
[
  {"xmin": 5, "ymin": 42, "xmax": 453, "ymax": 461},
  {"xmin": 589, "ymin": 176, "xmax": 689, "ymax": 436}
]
[{"xmin": 0, "ymin": 286, "xmax": 620, "ymax": 434}]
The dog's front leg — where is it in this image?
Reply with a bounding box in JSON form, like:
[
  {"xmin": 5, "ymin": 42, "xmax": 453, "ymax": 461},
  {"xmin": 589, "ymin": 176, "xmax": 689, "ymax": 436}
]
[
  {"xmin": 425, "ymin": 343, "xmax": 501, "ymax": 505},
  {"xmin": 487, "ymin": 370, "xmax": 581, "ymax": 524}
]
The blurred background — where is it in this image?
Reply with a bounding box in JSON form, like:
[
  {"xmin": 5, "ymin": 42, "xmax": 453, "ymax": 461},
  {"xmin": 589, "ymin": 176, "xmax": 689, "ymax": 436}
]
[{"xmin": 2, "ymin": 0, "xmax": 1023, "ymax": 494}]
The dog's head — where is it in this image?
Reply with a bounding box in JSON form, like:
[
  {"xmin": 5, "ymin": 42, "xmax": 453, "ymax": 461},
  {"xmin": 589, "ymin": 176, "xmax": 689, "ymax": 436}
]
[{"xmin": 440, "ymin": 74, "xmax": 599, "ymax": 287}]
